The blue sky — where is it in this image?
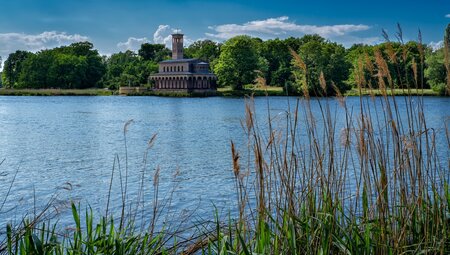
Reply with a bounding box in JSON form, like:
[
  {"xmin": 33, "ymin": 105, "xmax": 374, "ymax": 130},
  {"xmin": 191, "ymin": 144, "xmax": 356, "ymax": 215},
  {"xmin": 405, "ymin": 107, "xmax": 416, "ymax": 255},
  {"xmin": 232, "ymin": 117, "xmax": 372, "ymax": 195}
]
[{"xmin": 0, "ymin": 0, "xmax": 448, "ymax": 63}]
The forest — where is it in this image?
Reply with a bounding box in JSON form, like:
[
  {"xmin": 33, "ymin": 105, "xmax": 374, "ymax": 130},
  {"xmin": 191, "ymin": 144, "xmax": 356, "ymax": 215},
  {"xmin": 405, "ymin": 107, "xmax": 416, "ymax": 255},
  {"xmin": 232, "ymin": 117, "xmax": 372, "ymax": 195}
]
[{"xmin": 1, "ymin": 25, "xmax": 449, "ymax": 96}]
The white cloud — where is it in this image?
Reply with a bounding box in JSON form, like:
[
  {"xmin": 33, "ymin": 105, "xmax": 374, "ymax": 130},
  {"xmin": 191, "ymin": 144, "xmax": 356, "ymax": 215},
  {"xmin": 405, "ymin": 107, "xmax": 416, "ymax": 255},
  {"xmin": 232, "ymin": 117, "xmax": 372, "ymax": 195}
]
[
  {"xmin": 445, "ymin": 14, "xmax": 450, "ymax": 18},
  {"xmin": 429, "ymin": 40, "xmax": 444, "ymax": 51},
  {"xmin": 0, "ymin": 31, "xmax": 89, "ymax": 57},
  {"xmin": 153, "ymin": 25, "xmax": 173, "ymax": 46},
  {"xmin": 152, "ymin": 25, "xmax": 193, "ymax": 47},
  {"xmin": 116, "ymin": 26, "xmax": 195, "ymax": 54},
  {"xmin": 0, "ymin": 31, "xmax": 89, "ymax": 70},
  {"xmin": 206, "ymin": 16, "xmax": 370, "ymax": 40},
  {"xmin": 117, "ymin": 37, "xmax": 149, "ymax": 51}
]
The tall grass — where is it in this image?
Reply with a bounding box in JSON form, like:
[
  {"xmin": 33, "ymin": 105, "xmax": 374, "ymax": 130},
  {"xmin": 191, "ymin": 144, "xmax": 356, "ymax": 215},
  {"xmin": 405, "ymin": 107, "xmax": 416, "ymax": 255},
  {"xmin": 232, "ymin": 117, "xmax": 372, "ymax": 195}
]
[
  {"xmin": 0, "ymin": 29, "xmax": 449, "ymax": 254},
  {"xmin": 0, "ymin": 123, "xmax": 197, "ymax": 254},
  {"xmin": 200, "ymin": 31, "xmax": 449, "ymax": 254}
]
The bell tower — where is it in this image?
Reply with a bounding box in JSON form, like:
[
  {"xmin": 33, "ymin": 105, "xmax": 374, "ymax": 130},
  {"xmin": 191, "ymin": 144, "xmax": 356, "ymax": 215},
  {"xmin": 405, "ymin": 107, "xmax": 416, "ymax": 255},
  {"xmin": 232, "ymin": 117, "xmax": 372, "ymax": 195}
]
[{"xmin": 172, "ymin": 33, "xmax": 184, "ymax": 60}]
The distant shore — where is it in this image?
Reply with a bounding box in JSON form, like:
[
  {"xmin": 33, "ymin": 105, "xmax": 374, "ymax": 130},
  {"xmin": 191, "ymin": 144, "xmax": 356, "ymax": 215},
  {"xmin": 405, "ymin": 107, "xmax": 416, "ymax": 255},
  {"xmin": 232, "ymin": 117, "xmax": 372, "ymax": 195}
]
[
  {"xmin": 0, "ymin": 88, "xmax": 115, "ymax": 96},
  {"xmin": 0, "ymin": 87, "xmax": 443, "ymax": 97}
]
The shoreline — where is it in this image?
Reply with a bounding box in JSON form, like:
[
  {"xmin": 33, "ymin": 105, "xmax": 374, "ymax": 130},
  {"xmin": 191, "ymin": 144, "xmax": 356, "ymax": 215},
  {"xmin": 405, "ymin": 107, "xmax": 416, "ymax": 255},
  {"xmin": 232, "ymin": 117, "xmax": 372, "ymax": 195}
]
[{"xmin": 0, "ymin": 87, "xmax": 444, "ymax": 97}]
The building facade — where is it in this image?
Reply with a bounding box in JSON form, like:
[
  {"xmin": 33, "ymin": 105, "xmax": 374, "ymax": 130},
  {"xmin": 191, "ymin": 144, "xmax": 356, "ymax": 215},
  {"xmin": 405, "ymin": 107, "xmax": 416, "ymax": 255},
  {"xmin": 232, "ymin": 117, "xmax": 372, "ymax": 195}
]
[{"xmin": 150, "ymin": 34, "xmax": 217, "ymax": 92}]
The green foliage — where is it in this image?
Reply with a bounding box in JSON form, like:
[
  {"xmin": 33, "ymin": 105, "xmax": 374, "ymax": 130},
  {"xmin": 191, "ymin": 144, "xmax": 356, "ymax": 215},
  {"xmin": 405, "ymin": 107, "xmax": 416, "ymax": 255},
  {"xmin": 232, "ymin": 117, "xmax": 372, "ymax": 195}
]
[
  {"xmin": 425, "ymin": 48, "xmax": 447, "ymax": 94},
  {"xmin": 345, "ymin": 40, "xmax": 429, "ymax": 90},
  {"xmin": 425, "ymin": 24, "xmax": 449, "ymax": 95},
  {"xmin": 345, "ymin": 44, "xmax": 377, "ymax": 88},
  {"xmin": 5, "ymin": 42, "xmax": 105, "ymax": 89},
  {"xmin": 214, "ymin": 35, "xmax": 262, "ymax": 90},
  {"xmin": 3, "ymin": 203, "xmax": 168, "ymax": 254},
  {"xmin": 0, "ymin": 56, "xmax": 2, "ymax": 87},
  {"xmin": 292, "ymin": 35, "xmax": 350, "ymax": 95},
  {"xmin": 138, "ymin": 43, "xmax": 170, "ymax": 62},
  {"xmin": 213, "ymin": 84, "xmax": 449, "ymax": 253},
  {"xmin": 17, "ymin": 51, "xmax": 53, "ymax": 88},
  {"xmin": 283, "ymin": 37, "xmax": 304, "ymax": 53},
  {"xmin": 282, "ymin": 80, "xmax": 299, "ymax": 95},
  {"xmin": 2, "ymin": 50, "xmax": 33, "ymax": 88},
  {"xmin": 260, "ymin": 39, "xmax": 293, "ymax": 86},
  {"xmin": 1, "ymin": 30, "xmax": 449, "ymax": 97},
  {"xmin": 103, "ymin": 50, "xmax": 158, "ymax": 89},
  {"xmin": 184, "ymin": 40, "xmax": 221, "ymax": 63},
  {"xmin": 0, "ymin": 88, "xmax": 114, "ymax": 96}
]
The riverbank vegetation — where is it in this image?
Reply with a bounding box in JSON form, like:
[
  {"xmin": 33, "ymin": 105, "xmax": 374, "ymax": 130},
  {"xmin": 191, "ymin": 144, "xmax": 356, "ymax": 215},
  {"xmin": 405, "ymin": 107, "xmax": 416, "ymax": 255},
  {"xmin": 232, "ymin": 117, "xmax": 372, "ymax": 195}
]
[
  {"xmin": 0, "ymin": 88, "xmax": 115, "ymax": 96},
  {"xmin": 1, "ymin": 24, "xmax": 449, "ymax": 96},
  {"xmin": 0, "ymin": 86, "xmax": 440, "ymax": 97},
  {"xmin": 1, "ymin": 27, "xmax": 449, "ymax": 254}
]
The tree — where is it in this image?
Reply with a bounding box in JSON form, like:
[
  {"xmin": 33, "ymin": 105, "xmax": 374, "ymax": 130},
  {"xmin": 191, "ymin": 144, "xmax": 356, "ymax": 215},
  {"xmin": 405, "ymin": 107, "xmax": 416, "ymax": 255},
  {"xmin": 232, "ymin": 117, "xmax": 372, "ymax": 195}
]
[
  {"xmin": 63, "ymin": 42, "xmax": 105, "ymax": 88},
  {"xmin": 444, "ymin": 23, "xmax": 450, "ymax": 94},
  {"xmin": 261, "ymin": 38, "xmax": 293, "ymax": 86},
  {"xmin": 292, "ymin": 35, "xmax": 350, "ymax": 95},
  {"xmin": 284, "ymin": 37, "xmax": 304, "ymax": 52},
  {"xmin": 138, "ymin": 43, "xmax": 170, "ymax": 62},
  {"xmin": 425, "ymin": 48, "xmax": 447, "ymax": 94},
  {"xmin": 102, "ymin": 50, "xmax": 156, "ymax": 89},
  {"xmin": 345, "ymin": 44, "xmax": 377, "ymax": 89},
  {"xmin": 16, "ymin": 42, "xmax": 105, "ymax": 89},
  {"xmin": 2, "ymin": 50, "xmax": 32, "ymax": 88},
  {"xmin": 214, "ymin": 35, "xmax": 261, "ymax": 90},
  {"xmin": 48, "ymin": 54, "xmax": 88, "ymax": 89},
  {"xmin": 184, "ymin": 40, "xmax": 221, "ymax": 64},
  {"xmin": 0, "ymin": 56, "xmax": 2, "ymax": 88},
  {"xmin": 18, "ymin": 50, "xmax": 54, "ymax": 88}
]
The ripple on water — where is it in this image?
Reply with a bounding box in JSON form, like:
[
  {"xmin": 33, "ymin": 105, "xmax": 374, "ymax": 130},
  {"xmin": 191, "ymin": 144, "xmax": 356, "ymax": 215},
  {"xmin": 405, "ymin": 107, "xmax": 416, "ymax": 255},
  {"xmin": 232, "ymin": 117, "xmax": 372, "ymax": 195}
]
[{"xmin": 0, "ymin": 96, "xmax": 448, "ymax": 227}]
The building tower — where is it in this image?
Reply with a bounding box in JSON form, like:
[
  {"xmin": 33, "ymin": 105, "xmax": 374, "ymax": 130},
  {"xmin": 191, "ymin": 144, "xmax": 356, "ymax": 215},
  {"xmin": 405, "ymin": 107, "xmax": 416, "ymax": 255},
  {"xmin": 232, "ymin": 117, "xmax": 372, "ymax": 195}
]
[{"xmin": 172, "ymin": 33, "xmax": 184, "ymax": 60}]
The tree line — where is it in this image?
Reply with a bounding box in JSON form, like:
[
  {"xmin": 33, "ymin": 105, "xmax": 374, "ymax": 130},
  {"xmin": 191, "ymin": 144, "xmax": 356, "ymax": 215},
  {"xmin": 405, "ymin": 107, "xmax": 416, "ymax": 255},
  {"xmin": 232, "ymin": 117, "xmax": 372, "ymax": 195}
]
[{"xmin": 1, "ymin": 24, "xmax": 449, "ymax": 95}]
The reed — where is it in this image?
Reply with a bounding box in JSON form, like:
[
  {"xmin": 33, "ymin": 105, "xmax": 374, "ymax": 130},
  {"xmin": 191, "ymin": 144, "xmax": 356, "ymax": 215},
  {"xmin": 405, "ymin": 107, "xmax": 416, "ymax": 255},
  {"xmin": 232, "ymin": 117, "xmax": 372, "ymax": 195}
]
[
  {"xmin": 0, "ymin": 123, "xmax": 196, "ymax": 254},
  {"xmin": 0, "ymin": 29, "xmax": 448, "ymax": 254},
  {"xmin": 201, "ymin": 31, "xmax": 449, "ymax": 254}
]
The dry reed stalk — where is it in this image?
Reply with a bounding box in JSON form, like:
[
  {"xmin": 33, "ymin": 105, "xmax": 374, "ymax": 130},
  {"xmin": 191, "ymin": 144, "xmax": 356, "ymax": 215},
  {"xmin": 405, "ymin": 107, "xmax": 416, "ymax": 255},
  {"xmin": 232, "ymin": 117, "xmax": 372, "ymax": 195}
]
[
  {"xmin": 412, "ymin": 58, "xmax": 418, "ymax": 88},
  {"xmin": 254, "ymin": 70, "xmax": 267, "ymax": 90},
  {"xmin": 356, "ymin": 56, "xmax": 366, "ymax": 91},
  {"xmin": 231, "ymin": 141, "xmax": 240, "ymax": 178},
  {"xmin": 418, "ymin": 30, "xmax": 425, "ymax": 89},
  {"xmin": 289, "ymin": 47, "xmax": 310, "ymax": 99},
  {"xmin": 374, "ymin": 49, "xmax": 390, "ymax": 96},
  {"xmin": 319, "ymin": 71, "xmax": 327, "ymax": 93}
]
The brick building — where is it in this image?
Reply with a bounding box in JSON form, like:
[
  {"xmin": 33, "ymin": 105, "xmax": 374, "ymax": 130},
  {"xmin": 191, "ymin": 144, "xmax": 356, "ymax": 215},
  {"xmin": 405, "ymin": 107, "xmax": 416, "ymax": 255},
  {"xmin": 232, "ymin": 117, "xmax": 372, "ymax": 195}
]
[{"xmin": 150, "ymin": 34, "xmax": 217, "ymax": 92}]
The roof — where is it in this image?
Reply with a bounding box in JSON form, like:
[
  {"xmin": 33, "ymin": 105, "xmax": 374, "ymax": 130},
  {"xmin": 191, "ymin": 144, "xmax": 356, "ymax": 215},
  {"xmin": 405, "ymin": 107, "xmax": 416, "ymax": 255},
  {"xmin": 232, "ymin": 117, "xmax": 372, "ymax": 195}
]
[
  {"xmin": 197, "ymin": 62, "xmax": 209, "ymax": 65},
  {"xmin": 150, "ymin": 72, "xmax": 216, "ymax": 77},
  {"xmin": 151, "ymin": 72, "xmax": 195, "ymax": 75},
  {"xmin": 160, "ymin": 58, "xmax": 198, "ymax": 63}
]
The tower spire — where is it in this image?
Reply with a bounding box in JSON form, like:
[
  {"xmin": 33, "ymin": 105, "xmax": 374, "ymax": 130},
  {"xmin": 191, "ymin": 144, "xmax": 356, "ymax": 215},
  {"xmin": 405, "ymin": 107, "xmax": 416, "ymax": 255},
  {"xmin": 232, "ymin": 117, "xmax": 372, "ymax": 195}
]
[{"xmin": 172, "ymin": 33, "xmax": 184, "ymax": 60}]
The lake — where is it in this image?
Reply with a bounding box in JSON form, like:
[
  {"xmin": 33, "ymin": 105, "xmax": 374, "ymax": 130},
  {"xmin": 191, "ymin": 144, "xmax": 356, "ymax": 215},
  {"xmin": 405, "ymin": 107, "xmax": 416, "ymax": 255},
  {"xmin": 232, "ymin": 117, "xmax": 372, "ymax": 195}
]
[{"xmin": 0, "ymin": 96, "xmax": 448, "ymax": 229}]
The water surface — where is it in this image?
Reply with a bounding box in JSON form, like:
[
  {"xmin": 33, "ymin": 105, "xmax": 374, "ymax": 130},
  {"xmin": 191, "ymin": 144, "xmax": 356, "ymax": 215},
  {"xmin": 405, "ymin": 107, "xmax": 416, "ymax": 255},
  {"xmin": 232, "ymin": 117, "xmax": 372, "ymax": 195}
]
[{"xmin": 0, "ymin": 96, "xmax": 448, "ymax": 227}]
